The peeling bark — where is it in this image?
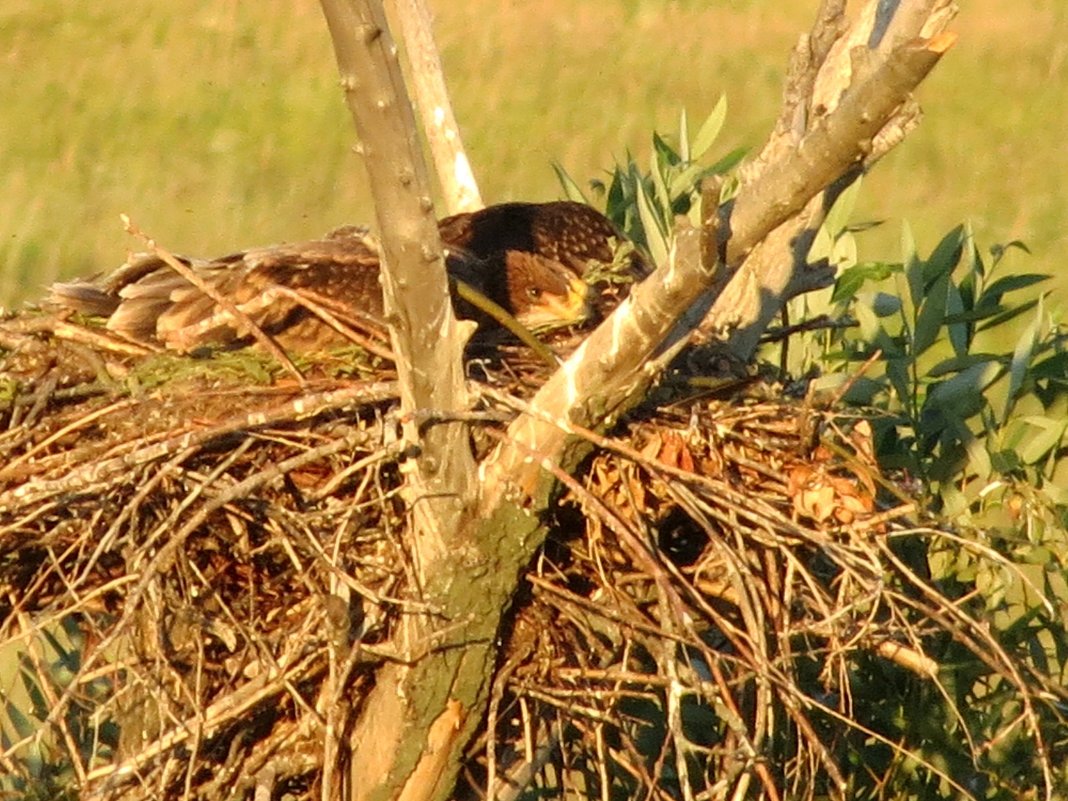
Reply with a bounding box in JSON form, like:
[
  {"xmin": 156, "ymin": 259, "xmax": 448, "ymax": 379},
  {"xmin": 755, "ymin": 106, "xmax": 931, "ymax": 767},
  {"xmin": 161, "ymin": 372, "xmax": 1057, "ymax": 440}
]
[{"xmin": 704, "ymin": 0, "xmax": 959, "ymax": 359}]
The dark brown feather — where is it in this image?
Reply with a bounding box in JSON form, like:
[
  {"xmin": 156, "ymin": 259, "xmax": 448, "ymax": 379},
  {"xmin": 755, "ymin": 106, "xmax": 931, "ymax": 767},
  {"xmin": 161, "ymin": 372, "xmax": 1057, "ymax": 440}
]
[
  {"xmin": 49, "ymin": 228, "xmax": 588, "ymax": 354},
  {"xmin": 438, "ymin": 200, "xmax": 648, "ymax": 278}
]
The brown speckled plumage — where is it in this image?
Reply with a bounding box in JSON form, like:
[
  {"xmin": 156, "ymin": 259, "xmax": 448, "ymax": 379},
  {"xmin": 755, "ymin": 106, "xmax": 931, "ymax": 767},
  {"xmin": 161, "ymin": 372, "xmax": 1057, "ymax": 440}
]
[
  {"xmin": 50, "ymin": 231, "xmax": 587, "ymax": 353},
  {"xmin": 49, "ymin": 201, "xmax": 640, "ymax": 354},
  {"xmin": 438, "ymin": 200, "xmax": 641, "ymax": 277}
]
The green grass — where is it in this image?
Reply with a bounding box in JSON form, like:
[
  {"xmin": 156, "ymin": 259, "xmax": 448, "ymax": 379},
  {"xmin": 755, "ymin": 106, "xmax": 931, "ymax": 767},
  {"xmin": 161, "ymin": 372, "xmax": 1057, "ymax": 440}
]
[{"xmin": 1, "ymin": 0, "xmax": 1066, "ymax": 309}]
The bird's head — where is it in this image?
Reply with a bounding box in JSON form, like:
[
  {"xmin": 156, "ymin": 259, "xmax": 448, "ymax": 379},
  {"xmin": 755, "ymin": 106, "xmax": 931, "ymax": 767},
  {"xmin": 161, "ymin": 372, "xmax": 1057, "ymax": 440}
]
[{"xmin": 503, "ymin": 251, "xmax": 590, "ymax": 331}]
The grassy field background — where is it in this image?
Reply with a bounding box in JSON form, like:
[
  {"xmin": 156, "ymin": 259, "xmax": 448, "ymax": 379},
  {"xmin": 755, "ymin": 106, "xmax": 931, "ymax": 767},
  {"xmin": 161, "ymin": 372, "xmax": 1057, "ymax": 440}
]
[{"xmin": 1, "ymin": 0, "xmax": 1066, "ymax": 309}]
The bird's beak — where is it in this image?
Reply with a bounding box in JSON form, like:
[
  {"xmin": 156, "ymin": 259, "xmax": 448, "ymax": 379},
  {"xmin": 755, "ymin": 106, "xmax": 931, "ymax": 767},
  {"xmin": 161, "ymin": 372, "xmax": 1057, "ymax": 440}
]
[{"xmin": 521, "ymin": 275, "xmax": 590, "ymax": 330}]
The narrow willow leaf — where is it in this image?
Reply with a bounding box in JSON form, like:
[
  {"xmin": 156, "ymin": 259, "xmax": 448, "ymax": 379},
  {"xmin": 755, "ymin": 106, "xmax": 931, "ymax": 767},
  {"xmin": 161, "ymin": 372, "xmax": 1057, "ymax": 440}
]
[
  {"xmin": 901, "ymin": 221, "xmax": 923, "ymax": 308},
  {"xmin": 1017, "ymin": 416, "xmax": 1068, "ymax": 464},
  {"xmin": 668, "ymin": 162, "xmax": 715, "ymax": 200},
  {"xmin": 913, "ymin": 274, "xmax": 949, "ymax": 357},
  {"xmin": 922, "ymin": 224, "xmax": 965, "ymax": 287},
  {"xmin": 975, "ymin": 298, "xmax": 1041, "ymax": 334},
  {"xmin": 832, "ymin": 231, "xmax": 858, "ymax": 269},
  {"xmin": 635, "ymin": 180, "xmax": 669, "ymax": 267},
  {"xmin": 691, "ymin": 95, "xmax": 727, "ymax": 160},
  {"xmin": 552, "ymin": 162, "xmax": 589, "ymax": 204},
  {"xmin": 832, "ymin": 261, "xmax": 899, "ymax": 304},
  {"xmin": 1004, "ymin": 302, "xmax": 1042, "ymax": 423},
  {"xmin": 927, "ymin": 360, "xmax": 999, "ymax": 408},
  {"xmin": 885, "ymin": 356, "xmax": 911, "ymax": 409},
  {"xmin": 980, "ymin": 273, "xmax": 1049, "ymax": 303},
  {"xmin": 652, "ymin": 131, "xmax": 681, "ymax": 169},
  {"xmin": 824, "ymin": 176, "xmax": 863, "ymax": 239},
  {"xmin": 3, "ymin": 698, "xmax": 37, "ymax": 739},
  {"xmin": 649, "ymin": 148, "xmax": 672, "ymax": 218},
  {"xmin": 946, "ymin": 279, "xmax": 968, "ymax": 357},
  {"xmin": 808, "ymin": 225, "xmax": 834, "ymax": 266},
  {"xmin": 708, "ymin": 146, "xmax": 747, "ymax": 176},
  {"xmin": 927, "ymin": 353, "xmax": 998, "ymax": 378}
]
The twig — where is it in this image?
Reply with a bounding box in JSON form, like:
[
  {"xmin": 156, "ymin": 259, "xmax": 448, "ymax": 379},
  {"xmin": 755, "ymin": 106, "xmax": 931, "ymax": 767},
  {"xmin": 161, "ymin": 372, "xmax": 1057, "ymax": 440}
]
[{"xmin": 121, "ymin": 215, "xmax": 305, "ymax": 383}]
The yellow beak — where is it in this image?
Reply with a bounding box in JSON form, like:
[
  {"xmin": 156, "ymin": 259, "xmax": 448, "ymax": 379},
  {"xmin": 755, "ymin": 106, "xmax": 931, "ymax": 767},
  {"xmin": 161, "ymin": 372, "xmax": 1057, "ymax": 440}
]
[{"xmin": 518, "ymin": 275, "xmax": 590, "ymax": 330}]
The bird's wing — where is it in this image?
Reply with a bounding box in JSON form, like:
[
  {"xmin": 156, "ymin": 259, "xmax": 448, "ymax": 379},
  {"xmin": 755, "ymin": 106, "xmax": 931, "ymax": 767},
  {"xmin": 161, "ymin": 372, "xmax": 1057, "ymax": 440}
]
[{"xmin": 104, "ymin": 237, "xmax": 384, "ymax": 351}]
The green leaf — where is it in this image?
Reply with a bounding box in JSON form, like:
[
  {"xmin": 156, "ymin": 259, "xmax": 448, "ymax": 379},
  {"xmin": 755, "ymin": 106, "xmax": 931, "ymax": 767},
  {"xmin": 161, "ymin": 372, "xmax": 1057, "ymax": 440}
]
[
  {"xmin": 652, "ymin": 131, "xmax": 681, "ymax": 170},
  {"xmin": 17, "ymin": 658, "xmax": 48, "ymax": 719},
  {"xmin": 40, "ymin": 625, "xmax": 80, "ymax": 679},
  {"xmin": 913, "ymin": 273, "xmax": 949, "ymax": 357},
  {"xmin": 922, "ymin": 224, "xmax": 965, "ymax": 288},
  {"xmin": 927, "ymin": 352, "xmax": 1003, "ymax": 378},
  {"xmin": 4, "ymin": 698, "xmax": 37, "ymax": 739},
  {"xmin": 1030, "ymin": 351, "xmax": 1068, "ymax": 381},
  {"xmin": 678, "ymin": 107, "xmax": 689, "ymax": 163},
  {"xmin": 944, "ymin": 414, "xmax": 992, "ymax": 480},
  {"xmin": 1003, "ymin": 303, "xmax": 1041, "ymax": 422},
  {"xmin": 808, "ymin": 224, "xmax": 834, "ymax": 266},
  {"xmin": 1016, "ymin": 416, "xmax": 1068, "ymax": 464},
  {"xmin": 832, "ymin": 231, "xmax": 858, "ymax": 269},
  {"xmin": 926, "ymin": 360, "xmax": 999, "ymax": 409},
  {"xmin": 885, "ymin": 355, "xmax": 911, "ymax": 408},
  {"xmin": 942, "ymin": 304, "xmax": 1011, "ymax": 326},
  {"xmin": 824, "ymin": 176, "xmax": 863, "ymax": 239},
  {"xmin": 668, "ymin": 163, "xmax": 719, "ymax": 201},
  {"xmin": 605, "ymin": 166, "xmax": 625, "ymax": 215},
  {"xmin": 974, "ymin": 298, "xmax": 1041, "ymax": 334},
  {"xmin": 649, "ymin": 147, "xmax": 672, "ymax": 219},
  {"xmin": 718, "ymin": 173, "xmax": 741, "ymax": 203},
  {"xmin": 828, "ymin": 260, "xmax": 897, "ymax": 303},
  {"xmin": 635, "ymin": 180, "xmax": 669, "ymax": 267},
  {"xmin": 900, "ymin": 222, "xmax": 920, "ymax": 304},
  {"xmin": 871, "ymin": 291, "xmax": 902, "ymax": 317},
  {"xmin": 978, "ymin": 272, "xmax": 1049, "ymax": 305},
  {"xmin": 945, "ymin": 278, "xmax": 968, "ymax": 357},
  {"xmin": 552, "ymin": 162, "xmax": 588, "ymax": 204},
  {"xmin": 707, "ymin": 146, "xmax": 746, "ymax": 175},
  {"xmin": 691, "ymin": 95, "xmax": 727, "ymax": 160}
]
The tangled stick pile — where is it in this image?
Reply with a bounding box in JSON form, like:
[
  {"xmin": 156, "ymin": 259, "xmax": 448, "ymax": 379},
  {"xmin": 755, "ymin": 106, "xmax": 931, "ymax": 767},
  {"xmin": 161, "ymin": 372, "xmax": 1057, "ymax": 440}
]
[{"xmin": 0, "ymin": 265, "xmax": 1053, "ymax": 798}]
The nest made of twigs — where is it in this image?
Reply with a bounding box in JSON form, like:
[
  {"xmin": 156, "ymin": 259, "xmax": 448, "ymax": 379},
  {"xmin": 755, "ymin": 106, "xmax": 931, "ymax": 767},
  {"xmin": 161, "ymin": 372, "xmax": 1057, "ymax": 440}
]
[{"xmin": 0, "ymin": 306, "xmax": 1056, "ymax": 801}]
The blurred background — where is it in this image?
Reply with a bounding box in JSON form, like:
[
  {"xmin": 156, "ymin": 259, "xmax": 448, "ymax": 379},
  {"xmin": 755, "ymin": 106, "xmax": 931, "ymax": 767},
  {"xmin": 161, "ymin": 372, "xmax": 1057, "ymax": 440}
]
[{"xmin": 1, "ymin": 0, "xmax": 1065, "ymax": 308}]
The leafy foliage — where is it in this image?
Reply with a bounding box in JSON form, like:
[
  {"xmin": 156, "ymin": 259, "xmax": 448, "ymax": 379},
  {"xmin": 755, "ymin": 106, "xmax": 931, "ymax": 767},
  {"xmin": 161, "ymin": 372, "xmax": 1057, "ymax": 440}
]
[
  {"xmin": 560, "ymin": 110, "xmax": 1068, "ymax": 798},
  {"xmin": 556, "ymin": 98, "xmax": 744, "ymax": 265},
  {"xmin": 1, "ymin": 618, "xmax": 111, "ymax": 799},
  {"xmin": 812, "ymin": 219, "xmax": 1068, "ymax": 518},
  {"xmin": 788, "ymin": 205, "xmax": 1068, "ymax": 799}
]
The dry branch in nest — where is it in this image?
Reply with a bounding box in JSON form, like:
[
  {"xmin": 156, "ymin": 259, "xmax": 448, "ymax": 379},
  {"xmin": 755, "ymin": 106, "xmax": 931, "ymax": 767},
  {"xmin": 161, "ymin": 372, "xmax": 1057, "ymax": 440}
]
[{"xmin": 2, "ymin": 306, "xmax": 1057, "ymax": 800}]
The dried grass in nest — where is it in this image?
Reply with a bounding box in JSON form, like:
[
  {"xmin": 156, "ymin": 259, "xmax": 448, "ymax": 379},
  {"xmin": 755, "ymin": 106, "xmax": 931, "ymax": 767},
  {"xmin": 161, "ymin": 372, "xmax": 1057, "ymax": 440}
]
[{"xmin": 0, "ymin": 310, "xmax": 1054, "ymax": 800}]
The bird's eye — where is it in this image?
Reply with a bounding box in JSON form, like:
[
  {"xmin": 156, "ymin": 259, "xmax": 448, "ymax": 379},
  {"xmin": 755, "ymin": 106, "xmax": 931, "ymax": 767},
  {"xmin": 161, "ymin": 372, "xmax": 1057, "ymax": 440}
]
[{"xmin": 526, "ymin": 287, "xmax": 542, "ymax": 300}]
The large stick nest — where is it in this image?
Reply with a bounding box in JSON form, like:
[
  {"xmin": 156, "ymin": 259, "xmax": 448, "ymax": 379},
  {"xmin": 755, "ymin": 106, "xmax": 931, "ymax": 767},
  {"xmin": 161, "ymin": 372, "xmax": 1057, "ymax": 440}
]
[{"xmin": 0, "ymin": 307, "xmax": 1058, "ymax": 800}]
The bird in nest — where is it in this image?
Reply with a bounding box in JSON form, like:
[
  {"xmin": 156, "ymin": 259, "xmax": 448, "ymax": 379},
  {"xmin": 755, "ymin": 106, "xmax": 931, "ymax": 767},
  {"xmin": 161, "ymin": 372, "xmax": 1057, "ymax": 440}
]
[{"xmin": 49, "ymin": 201, "xmax": 644, "ymax": 355}]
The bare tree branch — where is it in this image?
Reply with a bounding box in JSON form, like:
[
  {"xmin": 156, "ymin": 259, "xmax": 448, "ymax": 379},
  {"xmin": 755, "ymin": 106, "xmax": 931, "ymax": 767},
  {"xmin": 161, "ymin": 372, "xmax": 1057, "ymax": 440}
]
[
  {"xmin": 703, "ymin": 0, "xmax": 958, "ymax": 359},
  {"xmin": 386, "ymin": 0, "xmax": 483, "ymax": 214},
  {"xmin": 315, "ymin": 5, "xmax": 492, "ymax": 800},
  {"xmin": 318, "ymin": 0, "xmax": 476, "ymax": 560},
  {"xmin": 481, "ymin": 24, "xmax": 955, "ymax": 509}
]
